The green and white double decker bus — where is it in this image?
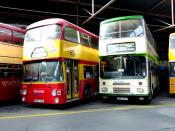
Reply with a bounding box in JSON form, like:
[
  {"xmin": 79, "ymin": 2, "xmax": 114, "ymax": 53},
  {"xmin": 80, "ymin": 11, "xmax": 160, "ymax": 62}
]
[{"xmin": 99, "ymin": 15, "xmax": 159, "ymax": 103}]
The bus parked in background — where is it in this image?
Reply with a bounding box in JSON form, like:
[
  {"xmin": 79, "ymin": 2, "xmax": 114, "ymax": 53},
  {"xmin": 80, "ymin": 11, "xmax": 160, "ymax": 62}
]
[
  {"xmin": 20, "ymin": 18, "xmax": 99, "ymax": 105},
  {"xmin": 169, "ymin": 33, "xmax": 175, "ymax": 95},
  {"xmin": 99, "ymin": 15, "xmax": 159, "ymax": 103},
  {"xmin": 0, "ymin": 22, "xmax": 25, "ymax": 101}
]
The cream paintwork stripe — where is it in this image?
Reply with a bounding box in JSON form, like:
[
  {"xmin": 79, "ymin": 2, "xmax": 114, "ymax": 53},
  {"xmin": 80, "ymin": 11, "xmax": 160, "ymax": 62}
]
[{"xmin": 0, "ymin": 103, "xmax": 175, "ymax": 120}]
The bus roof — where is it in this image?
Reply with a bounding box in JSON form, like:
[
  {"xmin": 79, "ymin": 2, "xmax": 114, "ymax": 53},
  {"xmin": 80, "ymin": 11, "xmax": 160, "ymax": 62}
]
[
  {"xmin": 0, "ymin": 22, "xmax": 25, "ymax": 33},
  {"xmin": 27, "ymin": 18, "xmax": 98, "ymax": 38},
  {"xmin": 170, "ymin": 33, "xmax": 175, "ymax": 37},
  {"xmin": 101, "ymin": 15, "xmax": 144, "ymax": 25}
]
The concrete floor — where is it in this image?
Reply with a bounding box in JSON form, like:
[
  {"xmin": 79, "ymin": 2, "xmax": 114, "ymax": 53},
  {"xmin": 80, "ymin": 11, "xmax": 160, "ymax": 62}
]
[{"xmin": 0, "ymin": 92, "xmax": 175, "ymax": 131}]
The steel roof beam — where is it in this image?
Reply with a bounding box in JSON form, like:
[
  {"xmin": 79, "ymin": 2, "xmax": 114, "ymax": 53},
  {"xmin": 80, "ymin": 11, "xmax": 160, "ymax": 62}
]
[
  {"xmin": 171, "ymin": 0, "xmax": 174, "ymax": 25},
  {"xmin": 92, "ymin": 0, "xmax": 94, "ymax": 15},
  {"xmin": 81, "ymin": 0, "xmax": 116, "ymax": 25},
  {"xmin": 146, "ymin": 0, "xmax": 167, "ymax": 13},
  {"xmin": 0, "ymin": 0, "xmax": 172, "ymax": 22},
  {"xmin": 49, "ymin": 0, "xmax": 172, "ymax": 19}
]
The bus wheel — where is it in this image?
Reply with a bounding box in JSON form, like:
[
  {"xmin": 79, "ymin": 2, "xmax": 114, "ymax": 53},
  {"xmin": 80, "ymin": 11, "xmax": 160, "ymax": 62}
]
[
  {"xmin": 90, "ymin": 88, "xmax": 94, "ymax": 97},
  {"xmin": 155, "ymin": 86, "xmax": 159, "ymax": 95},
  {"xmin": 142, "ymin": 97, "xmax": 151, "ymax": 104},
  {"xmin": 150, "ymin": 84, "xmax": 154, "ymax": 98},
  {"xmin": 83, "ymin": 87, "xmax": 91, "ymax": 101},
  {"xmin": 143, "ymin": 90, "xmax": 153, "ymax": 104}
]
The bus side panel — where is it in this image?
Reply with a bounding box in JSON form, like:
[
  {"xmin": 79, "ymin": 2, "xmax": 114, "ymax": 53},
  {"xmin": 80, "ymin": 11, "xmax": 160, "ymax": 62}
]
[
  {"xmin": 169, "ymin": 49, "xmax": 175, "ymax": 61},
  {"xmin": 79, "ymin": 79, "xmax": 98, "ymax": 99},
  {"xmin": 0, "ymin": 78, "xmax": 21, "ymax": 101},
  {"xmin": 61, "ymin": 40, "xmax": 99, "ymax": 63},
  {"xmin": 0, "ymin": 43, "xmax": 23, "ymax": 64},
  {"xmin": 169, "ymin": 40, "xmax": 175, "ymax": 94},
  {"xmin": 169, "ymin": 77, "xmax": 175, "ymax": 94}
]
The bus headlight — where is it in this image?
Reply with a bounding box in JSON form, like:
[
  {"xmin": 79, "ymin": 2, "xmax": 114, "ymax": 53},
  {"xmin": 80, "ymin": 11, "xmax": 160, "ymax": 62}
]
[
  {"xmin": 21, "ymin": 89, "xmax": 27, "ymax": 95},
  {"xmin": 137, "ymin": 88, "xmax": 144, "ymax": 93},
  {"xmin": 101, "ymin": 87, "xmax": 108, "ymax": 92},
  {"xmin": 51, "ymin": 90, "xmax": 57, "ymax": 96}
]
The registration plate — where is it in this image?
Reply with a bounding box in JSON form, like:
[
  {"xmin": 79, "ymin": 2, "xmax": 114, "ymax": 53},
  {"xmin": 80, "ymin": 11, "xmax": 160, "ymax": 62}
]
[
  {"xmin": 34, "ymin": 99, "xmax": 44, "ymax": 103},
  {"xmin": 117, "ymin": 97, "xmax": 128, "ymax": 101}
]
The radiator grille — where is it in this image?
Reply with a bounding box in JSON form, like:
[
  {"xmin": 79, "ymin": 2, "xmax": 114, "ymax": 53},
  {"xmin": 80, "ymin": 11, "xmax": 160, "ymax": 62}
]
[{"xmin": 113, "ymin": 87, "xmax": 130, "ymax": 94}]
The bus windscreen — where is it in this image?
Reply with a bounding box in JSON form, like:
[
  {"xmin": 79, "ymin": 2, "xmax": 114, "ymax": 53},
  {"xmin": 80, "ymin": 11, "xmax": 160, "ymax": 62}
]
[{"xmin": 100, "ymin": 19, "xmax": 144, "ymax": 40}]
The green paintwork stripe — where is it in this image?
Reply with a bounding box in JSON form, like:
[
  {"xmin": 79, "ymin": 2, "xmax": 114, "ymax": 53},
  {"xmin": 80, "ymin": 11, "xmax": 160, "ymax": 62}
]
[
  {"xmin": 99, "ymin": 53, "xmax": 159, "ymax": 65},
  {"xmin": 101, "ymin": 15, "xmax": 144, "ymax": 25},
  {"xmin": 147, "ymin": 53, "xmax": 159, "ymax": 65}
]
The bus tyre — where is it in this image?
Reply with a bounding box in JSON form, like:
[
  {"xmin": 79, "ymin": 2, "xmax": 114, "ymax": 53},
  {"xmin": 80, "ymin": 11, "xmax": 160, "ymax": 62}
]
[
  {"xmin": 83, "ymin": 87, "xmax": 91, "ymax": 101},
  {"xmin": 155, "ymin": 86, "xmax": 159, "ymax": 95},
  {"xmin": 90, "ymin": 88, "xmax": 94, "ymax": 98},
  {"xmin": 150, "ymin": 84, "xmax": 154, "ymax": 98},
  {"xmin": 142, "ymin": 97, "xmax": 151, "ymax": 104},
  {"xmin": 143, "ymin": 92, "xmax": 153, "ymax": 104}
]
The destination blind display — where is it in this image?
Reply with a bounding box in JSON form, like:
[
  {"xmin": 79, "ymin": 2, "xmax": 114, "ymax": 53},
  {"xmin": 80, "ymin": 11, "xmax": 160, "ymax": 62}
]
[{"xmin": 107, "ymin": 42, "xmax": 135, "ymax": 53}]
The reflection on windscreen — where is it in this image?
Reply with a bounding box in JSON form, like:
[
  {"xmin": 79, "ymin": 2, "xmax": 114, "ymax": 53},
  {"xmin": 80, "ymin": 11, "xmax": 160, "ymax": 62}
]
[
  {"xmin": 170, "ymin": 36, "xmax": 175, "ymax": 49},
  {"xmin": 100, "ymin": 19, "xmax": 144, "ymax": 40},
  {"xmin": 23, "ymin": 61, "xmax": 63, "ymax": 82},
  {"xmin": 25, "ymin": 24, "xmax": 61, "ymax": 42},
  {"xmin": 100, "ymin": 56, "xmax": 146, "ymax": 79}
]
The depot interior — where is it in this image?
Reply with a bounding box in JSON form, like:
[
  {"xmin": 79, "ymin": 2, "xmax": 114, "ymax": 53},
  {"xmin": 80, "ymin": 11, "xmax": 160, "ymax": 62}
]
[{"xmin": 1, "ymin": 0, "xmax": 174, "ymax": 92}]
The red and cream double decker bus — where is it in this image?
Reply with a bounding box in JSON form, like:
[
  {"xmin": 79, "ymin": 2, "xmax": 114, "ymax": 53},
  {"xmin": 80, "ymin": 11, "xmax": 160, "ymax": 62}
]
[
  {"xmin": 0, "ymin": 22, "xmax": 25, "ymax": 101},
  {"xmin": 20, "ymin": 18, "xmax": 99, "ymax": 104}
]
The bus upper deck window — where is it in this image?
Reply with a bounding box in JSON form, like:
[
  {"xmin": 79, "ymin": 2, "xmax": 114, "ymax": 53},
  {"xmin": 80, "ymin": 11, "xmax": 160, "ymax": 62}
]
[
  {"xmin": 0, "ymin": 27, "xmax": 12, "ymax": 43},
  {"xmin": 170, "ymin": 36, "xmax": 175, "ymax": 49},
  {"xmin": 64, "ymin": 27, "xmax": 78, "ymax": 43},
  {"xmin": 42, "ymin": 25, "xmax": 61, "ymax": 40}
]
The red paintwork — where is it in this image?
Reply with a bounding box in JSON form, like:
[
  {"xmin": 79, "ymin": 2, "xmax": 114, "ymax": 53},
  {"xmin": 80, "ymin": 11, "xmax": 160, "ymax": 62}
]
[
  {"xmin": 0, "ymin": 23, "xmax": 25, "ymax": 33},
  {"xmin": 27, "ymin": 18, "xmax": 98, "ymax": 40},
  {"xmin": 79, "ymin": 60, "xmax": 98, "ymax": 65},
  {"xmin": 22, "ymin": 19, "xmax": 99, "ymax": 105},
  {"xmin": 0, "ymin": 35, "xmax": 11, "ymax": 42},
  {"xmin": 79, "ymin": 79, "xmax": 98, "ymax": 99},
  {"xmin": 11, "ymin": 36, "xmax": 24, "ymax": 45},
  {"xmin": 0, "ymin": 34, "xmax": 24, "ymax": 45},
  {"xmin": 0, "ymin": 78, "xmax": 21, "ymax": 101},
  {"xmin": 59, "ymin": 19, "xmax": 98, "ymax": 39},
  {"xmin": 21, "ymin": 78, "xmax": 98, "ymax": 104},
  {"xmin": 0, "ymin": 23, "xmax": 24, "ymax": 102},
  {"xmin": 23, "ymin": 57, "xmax": 64, "ymax": 63},
  {"xmin": 0, "ymin": 23, "xmax": 25, "ymax": 46},
  {"xmin": 21, "ymin": 83, "xmax": 67, "ymax": 104}
]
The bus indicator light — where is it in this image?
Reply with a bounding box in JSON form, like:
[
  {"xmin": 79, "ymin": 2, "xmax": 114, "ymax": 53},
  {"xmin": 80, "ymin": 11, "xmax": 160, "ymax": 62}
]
[
  {"xmin": 138, "ymin": 82, "xmax": 142, "ymax": 85},
  {"xmin": 57, "ymin": 90, "xmax": 61, "ymax": 95},
  {"xmin": 21, "ymin": 89, "xmax": 27, "ymax": 95},
  {"xmin": 103, "ymin": 82, "xmax": 106, "ymax": 85}
]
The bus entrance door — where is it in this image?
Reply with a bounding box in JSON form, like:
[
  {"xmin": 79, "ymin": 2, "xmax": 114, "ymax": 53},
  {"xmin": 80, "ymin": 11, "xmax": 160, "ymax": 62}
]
[{"xmin": 65, "ymin": 59, "xmax": 79, "ymax": 100}]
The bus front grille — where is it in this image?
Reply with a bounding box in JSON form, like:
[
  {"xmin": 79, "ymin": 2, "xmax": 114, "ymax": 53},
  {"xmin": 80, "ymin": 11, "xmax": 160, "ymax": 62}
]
[{"xmin": 113, "ymin": 87, "xmax": 130, "ymax": 94}]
